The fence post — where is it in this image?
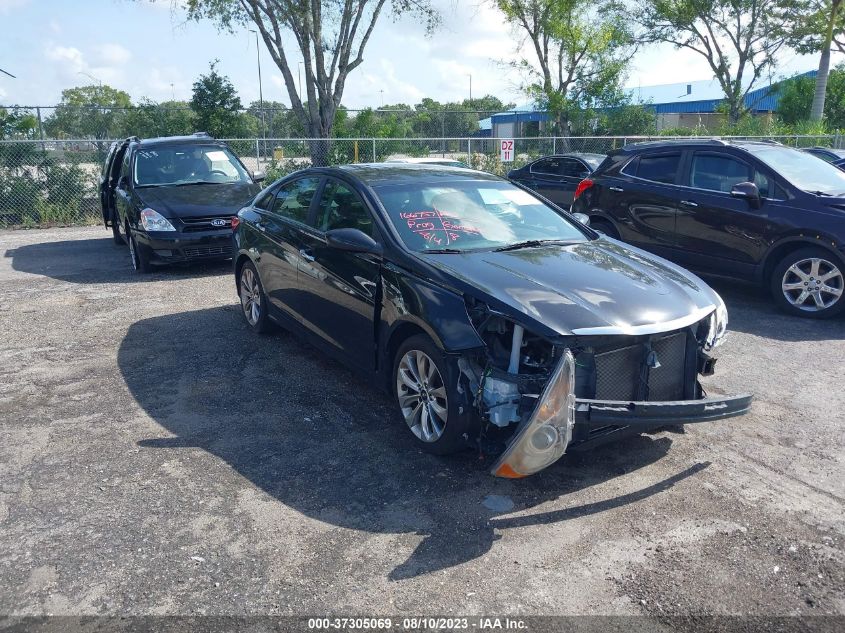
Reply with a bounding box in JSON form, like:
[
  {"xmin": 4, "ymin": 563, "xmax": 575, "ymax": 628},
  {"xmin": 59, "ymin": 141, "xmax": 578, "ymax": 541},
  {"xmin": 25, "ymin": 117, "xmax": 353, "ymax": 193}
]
[
  {"xmin": 36, "ymin": 107, "xmax": 45, "ymax": 152},
  {"xmin": 467, "ymin": 137, "xmax": 471, "ymax": 159},
  {"xmin": 552, "ymin": 137, "xmax": 556, "ymax": 154},
  {"xmin": 372, "ymin": 138, "xmax": 376, "ymax": 161},
  {"xmin": 255, "ymin": 138, "xmax": 261, "ymax": 169},
  {"xmin": 441, "ymin": 113, "xmax": 446, "ymax": 156}
]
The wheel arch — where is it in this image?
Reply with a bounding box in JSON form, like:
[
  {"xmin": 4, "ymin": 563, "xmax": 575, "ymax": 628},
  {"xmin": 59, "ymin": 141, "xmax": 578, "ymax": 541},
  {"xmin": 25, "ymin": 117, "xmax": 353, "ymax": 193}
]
[{"xmin": 760, "ymin": 235, "xmax": 845, "ymax": 285}]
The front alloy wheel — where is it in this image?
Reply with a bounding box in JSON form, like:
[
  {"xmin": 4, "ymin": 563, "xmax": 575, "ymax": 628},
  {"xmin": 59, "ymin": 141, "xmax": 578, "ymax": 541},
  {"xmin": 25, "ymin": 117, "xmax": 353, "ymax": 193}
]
[
  {"xmin": 772, "ymin": 248, "xmax": 844, "ymax": 318},
  {"xmin": 396, "ymin": 349, "xmax": 448, "ymax": 443},
  {"xmin": 239, "ymin": 262, "xmax": 272, "ymax": 333}
]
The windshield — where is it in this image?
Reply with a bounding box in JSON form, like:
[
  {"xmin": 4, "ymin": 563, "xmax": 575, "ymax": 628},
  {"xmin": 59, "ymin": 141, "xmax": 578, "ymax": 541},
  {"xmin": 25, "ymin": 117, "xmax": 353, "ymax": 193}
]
[
  {"xmin": 134, "ymin": 144, "xmax": 251, "ymax": 187},
  {"xmin": 748, "ymin": 145, "xmax": 845, "ymax": 195},
  {"xmin": 373, "ymin": 180, "xmax": 588, "ymax": 252}
]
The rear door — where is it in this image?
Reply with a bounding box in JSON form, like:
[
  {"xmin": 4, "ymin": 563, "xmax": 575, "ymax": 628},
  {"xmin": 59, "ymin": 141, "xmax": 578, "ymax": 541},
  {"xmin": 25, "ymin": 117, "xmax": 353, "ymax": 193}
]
[
  {"xmin": 254, "ymin": 176, "xmax": 322, "ymax": 321},
  {"xmin": 605, "ymin": 151, "xmax": 684, "ymax": 257},
  {"xmin": 295, "ymin": 178, "xmax": 382, "ymax": 371},
  {"xmin": 528, "ymin": 157, "xmax": 570, "ymax": 206},
  {"xmin": 556, "ymin": 157, "xmax": 592, "ymax": 207},
  {"xmin": 670, "ymin": 150, "xmax": 776, "ymax": 276},
  {"xmin": 114, "ymin": 148, "xmax": 134, "ymax": 230}
]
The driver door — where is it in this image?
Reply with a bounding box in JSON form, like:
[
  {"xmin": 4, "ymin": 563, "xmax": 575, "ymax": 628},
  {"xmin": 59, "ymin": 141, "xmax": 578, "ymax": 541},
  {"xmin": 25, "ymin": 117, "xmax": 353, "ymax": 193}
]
[{"xmin": 296, "ymin": 178, "xmax": 382, "ymax": 371}]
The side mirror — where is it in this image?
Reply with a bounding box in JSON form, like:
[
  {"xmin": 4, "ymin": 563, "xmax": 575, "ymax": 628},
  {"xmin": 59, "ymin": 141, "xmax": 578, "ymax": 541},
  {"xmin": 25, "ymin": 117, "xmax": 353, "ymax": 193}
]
[
  {"xmin": 730, "ymin": 181, "xmax": 761, "ymax": 208},
  {"xmin": 572, "ymin": 212, "xmax": 590, "ymax": 226},
  {"xmin": 252, "ymin": 170, "xmax": 266, "ymax": 183},
  {"xmin": 326, "ymin": 228, "xmax": 383, "ymax": 256},
  {"xmin": 117, "ymin": 176, "xmax": 129, "ymax": 190}
]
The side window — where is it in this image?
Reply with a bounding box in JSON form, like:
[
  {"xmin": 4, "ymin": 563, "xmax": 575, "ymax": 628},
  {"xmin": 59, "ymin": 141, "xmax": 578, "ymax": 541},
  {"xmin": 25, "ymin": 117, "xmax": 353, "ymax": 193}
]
[
  {"xmin": 254, "ymin": 188, "xmax": 276, "ymax": 211},
  {"xmin": 754, "ymin": 171, "xmax": 771, "ymax": 198},
  {"xmin": 119, "ymin": 151, "xmax": 131, "ymax": 184},
  {"xmin": 560, "ymin": 159, "xmax": 589, "ymax": 178},
  {"xmin": 531, "ymin": 158, "xmax": 562, "ymax": 176},
  {"xmin": 690, "ymin": 153, "xmax": 752, "ymax": 193},
  {"xmin": 314, "ymin": 180, "xmax": 374, "ymax": 237},
  {"xmin": 634, "ymin": 153, "xmax": 682, "ymax": 184},
  {"xmin": 271, "ymin": 177, "xmax": 320, "ymax": 223}
]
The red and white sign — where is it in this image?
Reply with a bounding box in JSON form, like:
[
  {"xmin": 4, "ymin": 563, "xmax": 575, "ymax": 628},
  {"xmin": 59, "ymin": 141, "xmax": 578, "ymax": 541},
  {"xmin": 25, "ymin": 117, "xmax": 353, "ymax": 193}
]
[{"xmin": 500, "ymin": 139, "xmax": 514, "ymax": 162}]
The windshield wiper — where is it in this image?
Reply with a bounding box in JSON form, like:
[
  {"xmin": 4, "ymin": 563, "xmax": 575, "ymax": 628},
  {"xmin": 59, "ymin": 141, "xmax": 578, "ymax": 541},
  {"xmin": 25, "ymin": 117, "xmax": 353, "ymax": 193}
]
[
  {"xmin": 493, "ymin": 239, "xmax": 568, "ymax": 252},
  {"xmin": 424, "ymin": 248, "xmax": 463, "ymax": 254},
  {"xmin": 171, "ymin": 180, "xmax": 226, "ymax": 186},
  {"xmin": 809, "ymin": 190, "xmax": 833, "ymax": 196}
]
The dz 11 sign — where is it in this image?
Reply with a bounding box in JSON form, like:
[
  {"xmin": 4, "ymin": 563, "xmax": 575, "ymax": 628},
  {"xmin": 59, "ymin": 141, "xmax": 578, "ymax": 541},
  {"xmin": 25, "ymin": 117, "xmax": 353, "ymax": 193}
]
[{"xmin": 500, "ymin": 139, "xmax": 514, "ymax": 162}]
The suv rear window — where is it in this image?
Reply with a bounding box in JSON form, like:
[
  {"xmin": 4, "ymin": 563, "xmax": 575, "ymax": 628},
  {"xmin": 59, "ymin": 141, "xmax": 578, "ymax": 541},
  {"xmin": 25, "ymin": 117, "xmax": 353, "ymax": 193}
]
[{"xmin": 625, "ymin": 153, "xmax": 682, "ymax": 184}]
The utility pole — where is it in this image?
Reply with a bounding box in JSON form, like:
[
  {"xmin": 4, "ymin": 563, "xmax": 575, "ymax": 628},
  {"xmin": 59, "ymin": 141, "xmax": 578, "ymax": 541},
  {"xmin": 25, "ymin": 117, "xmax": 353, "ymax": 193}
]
[{"xmin": 249, "ymin": 29, "xmax": 266, "ymax": 163}]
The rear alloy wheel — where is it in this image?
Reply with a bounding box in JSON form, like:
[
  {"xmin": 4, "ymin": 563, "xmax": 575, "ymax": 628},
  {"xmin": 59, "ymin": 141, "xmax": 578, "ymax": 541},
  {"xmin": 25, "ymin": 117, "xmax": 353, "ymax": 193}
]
[
  {"xmin": 127, "ymin": 223, "xmax": 152, "ymax": 274},
  {"xmin": 392, "ymin": 334, "xmax": 473, "ymax": 455},
  {"xmin": 239, "ymin": 262, "xmax": 272, "ymax": 333},
  {"xmin": 771, "ymin": 247, "xmax": 844, "ymax": 318}
]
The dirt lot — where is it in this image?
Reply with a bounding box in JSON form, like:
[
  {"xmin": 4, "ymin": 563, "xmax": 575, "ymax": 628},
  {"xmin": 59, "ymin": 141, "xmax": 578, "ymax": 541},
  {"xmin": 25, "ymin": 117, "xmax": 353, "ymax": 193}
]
[{"xmin": 0, "ymin": 226, "xmax": 843, "ymax": 625}]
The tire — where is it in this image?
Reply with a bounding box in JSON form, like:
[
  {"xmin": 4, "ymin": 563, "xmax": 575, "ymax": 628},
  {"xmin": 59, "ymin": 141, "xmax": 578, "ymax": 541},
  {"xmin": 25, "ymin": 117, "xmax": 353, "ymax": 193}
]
[
  {"xmin": 127, "ymin": 223, "xmax": 153, "ymax": 274},
  {"xmin": 590, "ymin": 218, "xmax": 619, "ymax": 239},
  {"xmin": 238, "ymin": 261, "xmax": 273, "ymax": 334},
  {"xmin": 111, "ymin": 210, "xmax": 123, "ymax": 244},
  {"xmin": 392, "ymin": 334, "xmax": 474, "ymax": 455},
  {"xmin": 770, "ymin": 247, "xmax": 845, "ymax": 318}
]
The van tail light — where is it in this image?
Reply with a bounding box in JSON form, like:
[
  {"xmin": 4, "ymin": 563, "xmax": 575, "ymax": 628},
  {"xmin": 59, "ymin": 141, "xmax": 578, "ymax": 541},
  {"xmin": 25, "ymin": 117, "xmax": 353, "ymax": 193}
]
[
  {"xmin": 574, "ymin": 178, "xmax": 593, "ymax": 200},
  {"xmin": 231, "ymin": 216, "xmax": 240, "ymax": 231}
]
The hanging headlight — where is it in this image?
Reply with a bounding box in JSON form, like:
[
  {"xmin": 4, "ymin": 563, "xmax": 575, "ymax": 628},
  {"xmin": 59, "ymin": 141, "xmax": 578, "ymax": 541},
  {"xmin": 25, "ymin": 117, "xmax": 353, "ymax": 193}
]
[
  {"xmin": 140, "ymin": 208, "xmax": 176, "ymax": 232},
  {"xmin": 492, "ymin": 349, "xmax": 576, "ymax": 478},
  {"xmin": 705, "ymin": 296, "xmax": 728, "ymax": 350}
]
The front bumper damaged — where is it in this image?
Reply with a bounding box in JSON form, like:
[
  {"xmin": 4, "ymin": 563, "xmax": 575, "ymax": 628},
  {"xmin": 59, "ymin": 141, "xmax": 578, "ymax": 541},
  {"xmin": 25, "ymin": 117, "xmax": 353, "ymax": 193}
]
[{"xmin": 491, "ymin": 350, "xmax": 752, "ymax": 479}]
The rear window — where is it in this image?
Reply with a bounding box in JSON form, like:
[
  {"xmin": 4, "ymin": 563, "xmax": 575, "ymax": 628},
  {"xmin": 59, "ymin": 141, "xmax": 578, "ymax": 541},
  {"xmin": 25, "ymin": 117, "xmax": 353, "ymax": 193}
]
[{"xmin": 625, "ymin": 153, "xmax": 682, "ymax": 184}]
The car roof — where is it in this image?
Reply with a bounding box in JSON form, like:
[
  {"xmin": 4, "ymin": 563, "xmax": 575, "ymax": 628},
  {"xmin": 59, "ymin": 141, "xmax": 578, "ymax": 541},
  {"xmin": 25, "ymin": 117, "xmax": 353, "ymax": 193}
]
[
  {"xmin": 614, "ymin": 138, "xmax": 786, "ymax": 155},
  {"xmin": 386, "ymin": 157, "xmax": 464, "ymax": 164},
  {"xmin": 538, "ymin": 152, "xmax": 606, "ymax": 160},
  {"xmin": 325, "ymin": 162, "xmax": 502, "ymax": 185},
  {"xmin": 135, "ymin": 133, "xmax": 223, "ymax": 148}
]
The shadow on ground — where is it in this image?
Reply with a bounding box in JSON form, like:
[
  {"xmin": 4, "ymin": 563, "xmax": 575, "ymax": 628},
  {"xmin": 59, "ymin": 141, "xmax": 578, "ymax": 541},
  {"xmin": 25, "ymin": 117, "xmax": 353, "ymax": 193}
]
[
  {"xmin": 119, "ymin": 305, "xmax": 708, "ymax": 581},
  {"xmin": 5, "ymin": 237, "xmax": 231, "ymax": 283},
  {"xmin": 705, "ymin": 278, "xmax": 845, "ymax": 342}
]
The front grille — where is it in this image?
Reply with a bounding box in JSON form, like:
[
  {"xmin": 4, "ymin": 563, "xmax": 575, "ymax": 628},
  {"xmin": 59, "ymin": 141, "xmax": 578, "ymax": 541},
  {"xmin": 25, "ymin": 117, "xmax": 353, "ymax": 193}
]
[
  {"xmin": 183, "ymin": 245, "xmax": 231, "ymax": 258},
  {"xmin": 180, "ymin": 215, "xmax": 232, "ymax": 232},
  {"xmin": 592, "ymin": 331, "xmax": 688, "ymax": 402}
]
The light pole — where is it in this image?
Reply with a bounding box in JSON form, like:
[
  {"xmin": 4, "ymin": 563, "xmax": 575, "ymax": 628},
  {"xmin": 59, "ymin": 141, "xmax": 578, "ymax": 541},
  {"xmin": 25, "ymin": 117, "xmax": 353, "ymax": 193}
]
[
  {"xmin": 468, "ymin": 74, "xmax": 472, "ymax": 103},
  {"xmin": 379, "ymin": 89, "xmax": 384, "ymax": 107},
  {"xmin": 249, "ymin": 29, "xmax": 266, "ymax": 161}
]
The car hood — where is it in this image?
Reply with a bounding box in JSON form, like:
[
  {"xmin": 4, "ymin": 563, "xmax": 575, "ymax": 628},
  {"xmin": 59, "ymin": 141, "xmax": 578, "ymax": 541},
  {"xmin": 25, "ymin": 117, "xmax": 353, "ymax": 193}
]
[
  {"xmin": 136, "ymin": 182, "xmax": 259, "ymax": 218},
  {"xmin": 421, "ymin": 238, "xmax": 721, "ymax": 337}
]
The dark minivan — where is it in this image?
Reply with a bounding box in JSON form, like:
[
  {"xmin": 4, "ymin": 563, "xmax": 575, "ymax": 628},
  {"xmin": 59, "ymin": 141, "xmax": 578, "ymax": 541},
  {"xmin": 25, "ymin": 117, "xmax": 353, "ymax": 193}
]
[
  {"xmin": 100, "ymin": 133, "xmax": 264, "ymax": 272},
  {"xmin": 571, "ymin": 139, "xmax": 845, "ymax": 318},
  {"xmin": 507, "ymin": 153, "xmax": 605, "ymax": 208}
]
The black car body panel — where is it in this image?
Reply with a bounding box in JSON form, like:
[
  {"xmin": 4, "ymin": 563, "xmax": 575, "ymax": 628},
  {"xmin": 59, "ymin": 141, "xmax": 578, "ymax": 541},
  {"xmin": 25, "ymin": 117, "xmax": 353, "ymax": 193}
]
[
  {"xmin": 572, "ymin": 140, "xmax": 845, "ymax": 292},
  {"xmin": 234, "ymin": 164, "xmax": 749, "ymax": 473},
  {"xmin": 100, "ymin": 133, "xmax": 261, "ymax": 265},
  {"xmin": 508, "ymin": 153, "xmax": 605, "ymax": 208}
]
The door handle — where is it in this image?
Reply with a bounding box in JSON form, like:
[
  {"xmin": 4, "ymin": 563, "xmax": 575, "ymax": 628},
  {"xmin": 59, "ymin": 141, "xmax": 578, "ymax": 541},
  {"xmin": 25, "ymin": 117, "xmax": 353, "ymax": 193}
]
[
  {"xmin": 254, "ymin": 221, "xmax": 266, "ymax": 233},
  {"xmin": 609, "ymin": 186, "xmax": 624, "ymax": 192},
  {"xmin": 680, "ymin": 200, "xmax": 699, "ymax": 208},
  {"xmin": 299, "ymin": 248, "xmax": 315, "ymax": 262}
]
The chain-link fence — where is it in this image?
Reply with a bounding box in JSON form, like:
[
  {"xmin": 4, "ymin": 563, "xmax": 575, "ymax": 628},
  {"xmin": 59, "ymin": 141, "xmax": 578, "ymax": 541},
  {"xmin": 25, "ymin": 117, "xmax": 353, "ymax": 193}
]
[{"xmin": 1, "ymin": 134, "xmax": 842, "ymax": 228}]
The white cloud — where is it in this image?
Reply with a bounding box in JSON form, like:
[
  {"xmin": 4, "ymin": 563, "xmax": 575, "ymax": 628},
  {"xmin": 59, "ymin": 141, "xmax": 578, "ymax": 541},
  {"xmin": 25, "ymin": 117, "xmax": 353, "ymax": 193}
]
[
  {"xmin": 0, "ymin": 0, "xmax": 29, "ymax": 14},
  {"xmin": 94, "ymin": 43, "xmax": 132, "ymax": 66}
]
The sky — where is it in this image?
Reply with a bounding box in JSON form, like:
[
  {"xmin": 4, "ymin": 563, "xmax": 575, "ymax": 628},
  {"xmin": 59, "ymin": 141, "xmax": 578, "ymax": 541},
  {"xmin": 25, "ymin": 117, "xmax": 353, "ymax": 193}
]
[{"xmin": 0, "ymin": 0, "xmax": 834, "ymax": 110}]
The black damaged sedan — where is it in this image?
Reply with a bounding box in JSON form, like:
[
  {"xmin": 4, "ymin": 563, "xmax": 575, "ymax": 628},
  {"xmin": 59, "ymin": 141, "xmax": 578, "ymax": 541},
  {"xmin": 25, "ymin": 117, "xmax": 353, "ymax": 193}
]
[{"xmin": 233, "ymin": 164, "xmax": 751, "ymax": 478}]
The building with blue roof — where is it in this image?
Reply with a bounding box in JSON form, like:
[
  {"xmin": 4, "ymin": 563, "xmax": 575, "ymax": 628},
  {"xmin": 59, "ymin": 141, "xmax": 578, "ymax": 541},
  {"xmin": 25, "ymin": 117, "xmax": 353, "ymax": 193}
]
[{"xmin": 478, "ymin": 70, "xmax": 816, "ymax": 135}]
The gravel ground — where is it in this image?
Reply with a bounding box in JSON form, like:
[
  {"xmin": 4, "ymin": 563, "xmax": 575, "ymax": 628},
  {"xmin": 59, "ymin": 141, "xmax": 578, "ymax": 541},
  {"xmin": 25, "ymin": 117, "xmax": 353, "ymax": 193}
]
[{"xmin": 0, "ymin": 226, "xmax": 843, "ymax": 627}]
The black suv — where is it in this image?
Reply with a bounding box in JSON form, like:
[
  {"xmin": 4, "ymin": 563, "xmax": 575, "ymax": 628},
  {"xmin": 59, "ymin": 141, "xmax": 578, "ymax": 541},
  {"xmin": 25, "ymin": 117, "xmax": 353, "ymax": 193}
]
[
  {"xmin": 571, "ymin": 140, "xmax": 845, "ymax": 318},
  {"xmin": 100, "ymin": 133, "xmax": 264, "ymax": 272}
]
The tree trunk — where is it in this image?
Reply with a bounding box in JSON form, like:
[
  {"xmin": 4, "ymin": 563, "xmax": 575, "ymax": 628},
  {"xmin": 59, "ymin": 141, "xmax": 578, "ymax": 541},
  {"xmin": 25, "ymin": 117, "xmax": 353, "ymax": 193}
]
[{"xmin": 811, "ymin": 1, "xmax": 839, "ymax": 121}]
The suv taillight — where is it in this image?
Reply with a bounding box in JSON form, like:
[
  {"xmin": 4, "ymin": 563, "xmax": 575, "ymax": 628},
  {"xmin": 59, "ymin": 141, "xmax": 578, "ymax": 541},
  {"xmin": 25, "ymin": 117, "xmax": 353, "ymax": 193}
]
[{"xmin": 574, "ymin": 178, "xmax": 593, "ymax": 200}]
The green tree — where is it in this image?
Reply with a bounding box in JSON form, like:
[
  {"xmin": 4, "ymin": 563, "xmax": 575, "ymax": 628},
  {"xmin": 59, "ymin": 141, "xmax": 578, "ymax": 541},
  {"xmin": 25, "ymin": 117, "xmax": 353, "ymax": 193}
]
[
  {"xmin": 494, "ymin": 0, "xmax": 635, "ymax": 135},
  {"xmin": 44, "ymin": 84, "xmax": 132, "ymax": 140},
  {"xmin": 777, "ymin": 65, "xmax": 845, "ymax": 128},
  {"xmin": 186, "ymin": 0, "xmax": 440, "ymax": 164},
  {"xmin": 631, "ymin": 0, "xmax": 787, "ymax": 124},
  {"xmin": 124, "ymin": 99, "xmax": 196, "ymax": 138},
  {"xmin": 778, "ymin": 0, "xmax": 845, "ymax": 120},
  {"xmin": 190, "ymin": 60, "xmax": 248, "ymax": 137}
]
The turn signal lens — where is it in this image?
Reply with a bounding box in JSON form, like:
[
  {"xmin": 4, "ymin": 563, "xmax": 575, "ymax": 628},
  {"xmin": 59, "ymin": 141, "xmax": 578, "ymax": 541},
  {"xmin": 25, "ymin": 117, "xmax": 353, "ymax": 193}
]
[
  {"xmin": 573, "ymin": 179, "xmax": 593, "ymax": 200},
  {"xmin": 139, "ymin": 208, "xmax": 176, "ymax": 232},
  {"xmin": 492, "ymin": 349, "xmax": 576, "ymax": 478}
]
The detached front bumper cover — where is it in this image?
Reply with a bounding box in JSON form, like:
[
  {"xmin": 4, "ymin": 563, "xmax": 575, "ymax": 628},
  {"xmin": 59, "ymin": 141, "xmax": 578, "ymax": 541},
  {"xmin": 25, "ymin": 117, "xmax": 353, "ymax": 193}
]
[{"xmin": 492, "ymin": 349, "xmax": 752, "ymax": 479}]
